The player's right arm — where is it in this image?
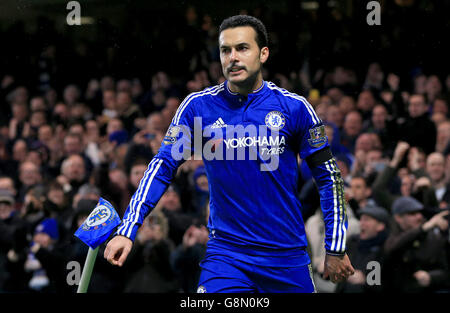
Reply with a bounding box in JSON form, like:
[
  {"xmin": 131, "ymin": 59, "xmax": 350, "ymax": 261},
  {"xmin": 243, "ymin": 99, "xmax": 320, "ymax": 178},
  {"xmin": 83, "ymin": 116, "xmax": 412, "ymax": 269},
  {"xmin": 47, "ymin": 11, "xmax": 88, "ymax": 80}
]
[{"xmin": 104, "ymin": 91, "xmax": 201, "ymax": 266}]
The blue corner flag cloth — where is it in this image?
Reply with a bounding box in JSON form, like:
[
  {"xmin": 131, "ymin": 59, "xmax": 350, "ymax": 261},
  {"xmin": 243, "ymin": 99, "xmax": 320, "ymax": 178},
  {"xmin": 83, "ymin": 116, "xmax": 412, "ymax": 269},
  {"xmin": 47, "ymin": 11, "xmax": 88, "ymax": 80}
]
[{"xmin": 74, "ymin": 197, "xmax": 121, "ymax": 249}]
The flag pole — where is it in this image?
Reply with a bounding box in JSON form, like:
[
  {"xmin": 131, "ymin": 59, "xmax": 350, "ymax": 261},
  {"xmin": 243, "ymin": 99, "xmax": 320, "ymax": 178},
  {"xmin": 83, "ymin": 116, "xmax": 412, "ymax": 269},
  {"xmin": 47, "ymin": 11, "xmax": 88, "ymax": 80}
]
[{"xmin": 77, "ymin": 246, "xmax": 99, "ymax": 293}]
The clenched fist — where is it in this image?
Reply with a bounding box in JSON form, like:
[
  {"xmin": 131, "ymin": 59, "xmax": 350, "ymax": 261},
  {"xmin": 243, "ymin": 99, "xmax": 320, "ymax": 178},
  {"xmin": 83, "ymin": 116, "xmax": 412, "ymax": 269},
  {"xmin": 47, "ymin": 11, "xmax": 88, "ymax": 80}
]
[
  {"xmin": 323, "ymin": 253, "xmax": 355, "ymax": 283},
  {"xmin": 104, "ymin": 235, "xmax": 133, "ymax": 267}
]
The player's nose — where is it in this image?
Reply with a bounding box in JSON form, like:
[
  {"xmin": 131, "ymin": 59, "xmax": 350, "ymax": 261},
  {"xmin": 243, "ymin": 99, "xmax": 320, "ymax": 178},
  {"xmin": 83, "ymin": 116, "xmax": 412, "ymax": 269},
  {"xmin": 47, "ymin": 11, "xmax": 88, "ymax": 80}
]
[{"xmin": 230, "ymin": 48, "xmax": 238, "ymax": 62}]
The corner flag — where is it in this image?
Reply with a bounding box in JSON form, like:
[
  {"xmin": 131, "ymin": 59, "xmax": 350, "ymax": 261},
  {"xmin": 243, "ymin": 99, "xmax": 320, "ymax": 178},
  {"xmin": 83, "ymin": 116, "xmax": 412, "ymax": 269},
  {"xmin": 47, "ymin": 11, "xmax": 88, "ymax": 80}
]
[{"xmin": 74, "ymin": 197, "xmax": 121, "ymax": 293}]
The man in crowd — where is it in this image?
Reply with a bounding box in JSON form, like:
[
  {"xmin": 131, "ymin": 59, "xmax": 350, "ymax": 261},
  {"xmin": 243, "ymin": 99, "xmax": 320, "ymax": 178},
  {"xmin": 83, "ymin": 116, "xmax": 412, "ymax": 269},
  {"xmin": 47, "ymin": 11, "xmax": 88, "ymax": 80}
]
[
  {"xmin": 336, "ymin": 205, "xmax": 390, "ymax": 293},
  {"xmin": 382, "ymin": 196, "xmax": 449, "ymax": 292}
]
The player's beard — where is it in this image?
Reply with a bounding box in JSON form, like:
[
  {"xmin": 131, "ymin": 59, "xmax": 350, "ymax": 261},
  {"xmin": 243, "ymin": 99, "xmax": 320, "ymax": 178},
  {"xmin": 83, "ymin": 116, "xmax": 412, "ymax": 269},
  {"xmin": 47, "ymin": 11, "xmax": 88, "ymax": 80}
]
[{"xmin": 227, "ymin": 66, "xmax": 261, "ymax": 93}]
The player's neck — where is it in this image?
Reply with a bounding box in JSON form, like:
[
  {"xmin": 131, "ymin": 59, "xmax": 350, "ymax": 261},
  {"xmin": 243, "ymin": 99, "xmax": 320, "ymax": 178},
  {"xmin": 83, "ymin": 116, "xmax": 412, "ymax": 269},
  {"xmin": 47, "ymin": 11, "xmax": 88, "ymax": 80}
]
[{"xmin": 228, "ymin": 74, "xmax": 263, "ymax": 97}]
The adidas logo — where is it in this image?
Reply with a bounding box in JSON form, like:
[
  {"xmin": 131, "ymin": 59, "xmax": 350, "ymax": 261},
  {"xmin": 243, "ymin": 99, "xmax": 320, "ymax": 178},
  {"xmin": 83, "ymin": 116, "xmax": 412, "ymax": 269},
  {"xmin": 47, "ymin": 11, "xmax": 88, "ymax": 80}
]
[{"xmin": 211, "ymin": 117, "xmax": 228, "ymax": 129}]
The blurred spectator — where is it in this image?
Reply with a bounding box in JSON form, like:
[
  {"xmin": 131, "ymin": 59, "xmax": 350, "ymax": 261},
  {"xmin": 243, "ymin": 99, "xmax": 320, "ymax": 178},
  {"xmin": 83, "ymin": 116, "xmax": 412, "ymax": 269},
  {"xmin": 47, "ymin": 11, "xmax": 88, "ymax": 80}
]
[
  {"xmin": 425, "ymin": 75, "xmax": 443, "ymax": 105},
  {"xmin": 57, "ymin": 154, "xmax": 88, "ymax": 201},
  {"xmin": 325, "ymin": 104, "xmax": 344, "ymax": 129},
  {"xmin": 326, "ymin": 87, "xmax": 344, "ymax": 106},
  {"xmin": 398, "ymin": 94, "xmax": 437, "ymax": 154},
  {"xmin": 0, "ymin": 189, "xmax": 27, "ymax": 291},
  {"xmin": 347, "ymin": 176, "xmax": 376, "ymax": 215},
  {"xmin": 356, "ymin": 90, "xmax": 377, "ymax": 121},
  {"xmin": 12, "ymin": 138, "xmax": 29, "ymax": 165},
  {"xmin": 123, "ymin": 211, "xmax": 179, "ymax": 293},
  {"xmin": 63, "ymin": 85, "xmax": 80, "ymax": 107},
  {"xmin": 52, "ymin": 102, "xmax": 70, "ymax": 127},
  {"xmin": 432, "ymin": 97, "xmax": 448, "ymax": 117},
  {"xmin": 91, "ymin": 162, "xmax": 127, "ymax": 216},
  {"xmin": 37, "ymin": 124, "xmax": 53, "ymax": 148},
  {"xmin": 0, "ymin": 177, "xmax": 17, "ymax": 203},
  {"xmin": 431, "ymin": 112, "xmax": 447, "ymax": 126},
  {"xmin": 44, "ymin": 88, "xmax": 57, "ymax": 110},
  {"xmin": 362, "ymin": 104, "xmax": 398, "ymax": 154},
  {"xmin": 127, "ymin": 158, "xmax": 150, "ymax": 196},
  {"xmin": 338, "ymin": 96, "xmax": 356, "ymax": 117},
  {"xmin": 382, "ymin": 196, "xmax": 449, "ymax": 292},
  {"xmin": 340, "ymin": 110, "xmax": 363, "ymax": 153},
  {"xmin": 63, "ymin": 132, "xmax": 94, "ymax": 174},
  {"xmin": 425, "ymin": 152, "xmax": 450, "ymax": 208},
  {"xmin": 63, "ymin": 130, "xmax": 84, "ymax": 157},
  {"xmin": 158, "ymin": 185, "xmax": 196, "ymax": 246},
  {"xmin": 172, "ymin": 224, "xmax": 209, "ymax": 293},
  {"xmin": 106, "ymin": 118, "xmax": 125, "ymax": 138},
  {"xmin": 24, "ymin": 218, "xmax": 61, "ymax": 292},
  {"xmin": 413, "ymin": 74, "xmax": 427, "ymax": 95},
  {"xmin": 72, "ymin": 185, "xmax": 100, "ymax": 214},
  {"xmin": 100, "ymin": 76, "xmax": 115, "ymax": 92},
  {"xmin": 100, "ymin": 89, "xmax": 117, "ymax": 123},
  {"xmin": 9, "ymin": 102, "xmax": 30, "ymax": 140},
  {"xmin": 407, "ymin": 146, "xmax": 427, "ymax": 174},
  {"xmin": 161, "ymin": 97, "xmax": 181, "ymax": 127},
  {"xmin": 115, "ymin": 90, "xmax": 144, "ymax": 135},
  {"xmin": 324, "ymin": 124, "xmax": 352, "ymax": 162},
  {"xmin": 17, "ymin": 161, "xmax": 43, "ymax": 203},
  {"xmin": 350, "ymin": 133, "xmax": 383, "ymax": 178},
  {"xmin": 363, "ymin": 63, "xmax": 384, "ymax": 92},
  {"xmin": 28, "ymin": 111, "xmax": 47, "ymax": 139},
  {"xmin": 146, "ymin": 112, "xmax": 166, "ymax": 135},
  {"xmin": 123, "ymin": 133, "xmax": 154, "ymax": 176},
  {"xmin": 0, "ymin": 190, "xmax": 16, "ymax": 220},
  {"xmin": 436, "ymin": 121, "xmax": 450, "ymax": 154},
  {"xmin": 30, "ymin": 97, "xmax": 47, "ymax": 114},
  {"xmin": 372, "ymin": 141, "xmax": 438, "ymax": 212},
  {"xmin": 6, "ymin": 87, "xmax": 29, "ymax": 107},
  {"xmin": 44, "ymin": 181, "xmax": 71, "ymax": 238},
  {"xmin": 84, "ymin": 119, "xmax": 102, "ymax": 167},
  {"xmin": 336, "ymin": 205, "xmax": 390, "ymax": 293},
  {"xmin": 108, "ymin": 168, "xmax": 130, "ymax": 209}
]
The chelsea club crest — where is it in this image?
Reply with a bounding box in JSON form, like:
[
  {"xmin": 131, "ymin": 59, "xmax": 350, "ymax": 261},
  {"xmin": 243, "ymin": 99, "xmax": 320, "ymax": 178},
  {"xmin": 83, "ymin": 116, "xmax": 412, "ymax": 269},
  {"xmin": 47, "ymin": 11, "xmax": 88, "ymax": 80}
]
[
  {"xmin": 82, "ymin": 204, "xmax": 115, "ymax": 231},
  {"xmin": 265, "ymin": 111, "xmax": 286, "ymax": 131}
]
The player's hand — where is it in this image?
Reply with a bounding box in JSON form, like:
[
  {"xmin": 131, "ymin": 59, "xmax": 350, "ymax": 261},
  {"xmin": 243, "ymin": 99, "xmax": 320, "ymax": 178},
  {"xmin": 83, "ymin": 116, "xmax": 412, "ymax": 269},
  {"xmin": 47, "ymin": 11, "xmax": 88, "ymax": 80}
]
[
  {"xmin": 323, "ymin": 253, "xmax": 355, "ymax": 283},
  {"xmin": 104, "ymin": 235, "xmax": 133, "ymax": 267}
]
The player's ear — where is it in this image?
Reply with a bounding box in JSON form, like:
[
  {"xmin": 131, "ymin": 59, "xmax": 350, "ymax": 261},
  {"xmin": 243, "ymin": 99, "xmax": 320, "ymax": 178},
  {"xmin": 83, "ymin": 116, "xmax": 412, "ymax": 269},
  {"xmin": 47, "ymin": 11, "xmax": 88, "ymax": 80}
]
[{"xmin": 260, "ymin": 47, "xmax": 269, "ymax": 64}]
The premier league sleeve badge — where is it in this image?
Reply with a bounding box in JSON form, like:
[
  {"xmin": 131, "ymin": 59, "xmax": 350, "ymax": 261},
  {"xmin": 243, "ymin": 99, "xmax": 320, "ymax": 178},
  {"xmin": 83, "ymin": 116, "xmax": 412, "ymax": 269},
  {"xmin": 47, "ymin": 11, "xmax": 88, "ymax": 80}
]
[{"xmin": 307, "ymin": 125, "xmax": 327, "ymax": 148}]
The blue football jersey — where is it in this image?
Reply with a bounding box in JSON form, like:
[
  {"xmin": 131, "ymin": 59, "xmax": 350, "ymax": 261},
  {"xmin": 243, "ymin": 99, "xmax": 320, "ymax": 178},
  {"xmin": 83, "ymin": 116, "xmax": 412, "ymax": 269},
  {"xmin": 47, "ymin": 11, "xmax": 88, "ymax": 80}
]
[{"xmin": 117, "ymin": 81, "xmax": 348, "ymax": 266}]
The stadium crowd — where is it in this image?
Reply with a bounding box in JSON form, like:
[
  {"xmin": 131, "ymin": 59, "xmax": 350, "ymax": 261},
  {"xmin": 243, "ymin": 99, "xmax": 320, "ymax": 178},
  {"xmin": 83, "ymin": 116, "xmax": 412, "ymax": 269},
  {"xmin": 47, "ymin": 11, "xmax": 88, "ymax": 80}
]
[{"xmin": 1, "ymin": 2, "xmax": 450, "ymax": 293}]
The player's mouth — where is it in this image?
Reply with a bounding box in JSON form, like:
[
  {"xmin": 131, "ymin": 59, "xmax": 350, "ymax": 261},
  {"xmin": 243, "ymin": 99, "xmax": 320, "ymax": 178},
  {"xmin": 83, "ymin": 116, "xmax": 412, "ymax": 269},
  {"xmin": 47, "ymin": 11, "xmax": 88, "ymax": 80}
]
[{"xmin": 229, "ymin": 66, "xmax": 245, "ymax": 76}]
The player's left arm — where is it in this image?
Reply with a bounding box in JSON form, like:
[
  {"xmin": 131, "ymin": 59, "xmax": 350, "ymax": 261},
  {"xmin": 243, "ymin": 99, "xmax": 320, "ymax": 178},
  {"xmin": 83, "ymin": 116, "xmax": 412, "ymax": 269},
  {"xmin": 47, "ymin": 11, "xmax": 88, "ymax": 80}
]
[
  {"xmin": 306, "ymin": 147, "xmax": 355, "ymax": 283},
  {"xmin": 291, "ymin": 95, "xmax": 354, "ymax": 283}
]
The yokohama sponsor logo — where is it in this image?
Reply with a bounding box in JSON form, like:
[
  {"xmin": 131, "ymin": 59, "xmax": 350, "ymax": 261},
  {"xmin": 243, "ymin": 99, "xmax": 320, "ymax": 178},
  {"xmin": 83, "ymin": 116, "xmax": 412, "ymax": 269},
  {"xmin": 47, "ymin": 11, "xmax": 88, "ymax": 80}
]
[{"xmin": 223, "ymin": 136, "xmax": 286, "ymax": 149}]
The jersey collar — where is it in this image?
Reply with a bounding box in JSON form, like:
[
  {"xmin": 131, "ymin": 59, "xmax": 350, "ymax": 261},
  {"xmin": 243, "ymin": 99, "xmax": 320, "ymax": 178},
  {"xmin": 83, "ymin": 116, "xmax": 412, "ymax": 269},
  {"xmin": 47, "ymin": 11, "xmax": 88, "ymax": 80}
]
[{"xmin": 224, "ymin": 80, "xmax": 267, "ymax": 98}]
